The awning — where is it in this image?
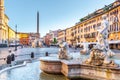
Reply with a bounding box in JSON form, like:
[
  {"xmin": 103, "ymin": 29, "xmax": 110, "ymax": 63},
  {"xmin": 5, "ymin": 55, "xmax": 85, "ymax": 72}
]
[
  {"xmin": 109, "ymin": 40, "xmax": 120, "ymax": 44},
  {"xmin": 77, "ymin": 42, "xmax": 97, "ymax": 45},
  {"xmin": 77, "ymin": 40, "xmax": 120, "ymax": 45}
]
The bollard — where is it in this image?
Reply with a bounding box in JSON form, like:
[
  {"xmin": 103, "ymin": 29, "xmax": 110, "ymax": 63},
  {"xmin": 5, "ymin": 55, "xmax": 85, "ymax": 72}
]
[
  {"xmin": 31, "ymin": 52, "xmax": 34, "ymax": 58},
  {"xmin": 45, "ymin": 52, "xmax": 48, "ymax": 56},
  {"xmin": 6, "ymin": 55, "xmax": 12, "ymax": 64},
  {"xmin": 8, "ymin": 49, "xmax": 11, "ymax": 53},
  {"xmin": 11, "ymin": 54, "xmax": 15, "ymax": 61}
]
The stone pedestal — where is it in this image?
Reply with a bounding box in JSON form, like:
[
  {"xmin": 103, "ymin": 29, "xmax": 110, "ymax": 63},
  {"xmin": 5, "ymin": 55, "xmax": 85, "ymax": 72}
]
[
  {"xmin": 40, "ymin": 57, "xmax": 120, "ymax": 79},
  {"xmin": 61, "ymin": 60, "xmax": 120, "ymax": 80},
  {"xmin": 61, "ymin": 60, "xmax": 82, "ymax": 78},
  {"xmin": 40, "ymin": 57, "xmax": 62, "ymax": 74}
]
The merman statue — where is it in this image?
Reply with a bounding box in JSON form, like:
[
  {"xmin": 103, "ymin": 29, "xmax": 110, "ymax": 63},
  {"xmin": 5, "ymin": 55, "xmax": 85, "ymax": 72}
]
[
  {"xmin": 32, "ymin": 38, "xmax": 42, "ymax": 48},
  {"xmin": 97, "ymin": 15, "xmax": 115, "ymax": 57},
  {"xmin": 85, "ymin": 15, "xmax": 118, "ymax": 67},
  {"xmin": 80, "ymin": 42, "xmax": 89, "ymax": 55},
  {"xmin": 58, "ymin": 40, "xmax": 73, "ymax": 60}
]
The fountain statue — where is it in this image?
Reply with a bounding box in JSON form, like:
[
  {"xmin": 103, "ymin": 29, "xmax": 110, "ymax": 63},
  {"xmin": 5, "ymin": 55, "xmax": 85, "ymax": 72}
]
[
  {"xmin": 58, "ymin": 40, "xmax": 73, "ymax": 60},
  {"xmin": 80, "ymin": 43, "xmax": 89, "ymax": 55},
  {"xmin": 32, "ymin": 38, "xmax": 42, "ymax": 48},
  {"xmin": 85, "ymin": 15, "xmax": 118, "ymax": 67},
  {"xmin": 40, "ymin": 15, "xmax": 120, "ymax": 80}
]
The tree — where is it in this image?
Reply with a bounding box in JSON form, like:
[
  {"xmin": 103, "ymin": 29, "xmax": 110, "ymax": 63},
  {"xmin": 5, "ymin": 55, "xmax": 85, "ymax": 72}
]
[
  {"xmin": 53, "ymin": 38, "xmax": 57, "ymax": 44},
  {"xmin": 103, "ymin": 5, "xmax": 109, "ymax": 11},
  {"xmin": 80, "ymin": 18, "xmax": 85, "ymax": 22}
]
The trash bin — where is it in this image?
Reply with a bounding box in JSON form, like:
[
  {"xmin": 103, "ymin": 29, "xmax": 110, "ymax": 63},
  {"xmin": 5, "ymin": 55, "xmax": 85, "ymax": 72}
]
[
  {"xmin": 6, "ymin": 55, "xmax": 12, "ymax": 64},
  {"xmin": 45, "ymin": 52, "xmax": 48, "ymax": 56}
]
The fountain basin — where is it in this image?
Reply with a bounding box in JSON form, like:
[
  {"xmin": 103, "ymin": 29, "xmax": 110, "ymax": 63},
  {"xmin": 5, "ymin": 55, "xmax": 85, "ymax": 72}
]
[
  {"xmin": 61, "ymin": 60, "xmax": 120, "ymax": 80},
  {"xmin": 40, "ymin": 57, "xmax": 62, "ymax": 74},
  {"xmin": 40, "ymin": 53, "xmax": 120, "ymax": 80}
]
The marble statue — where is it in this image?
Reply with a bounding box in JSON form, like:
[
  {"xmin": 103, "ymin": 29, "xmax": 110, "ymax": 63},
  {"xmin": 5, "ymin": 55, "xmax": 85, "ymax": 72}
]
[
  {"xmin": 85, "ymin": 15, "xmax": 118, "ymax": 67},
  {"xmin": 32, "ymin": 38, "xmax": 42, "ymax": 48},
  {"xmin": 97, "ymin": 15, "xmax": 115, "ymax": 57},
  {"xmin": 58, "ymin": 40, "xmax": 73, "ymax": 60},
  {"xmin": 80, "ymin": 43, "xmax": 89, "ymax": 55}
]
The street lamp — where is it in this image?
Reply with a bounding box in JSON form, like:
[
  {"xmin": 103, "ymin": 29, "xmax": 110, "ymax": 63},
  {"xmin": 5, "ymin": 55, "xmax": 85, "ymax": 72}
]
[{"xmin": 15, "ymin": 25, "xmax": 17, "ymax": 51}]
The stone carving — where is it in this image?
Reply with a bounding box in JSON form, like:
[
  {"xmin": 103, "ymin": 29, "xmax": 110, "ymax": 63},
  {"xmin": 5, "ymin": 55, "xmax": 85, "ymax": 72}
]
[
  {"xmin": 58, "ymin": 40, "xmax": 73, "ymax": 60},
  {"xmin": 32, "ymin": 38, "xmax": 42, "ymax": 48},
  {"xmin": 85, "ymin": 15, "xmax": 118, "ymax": 67},
  {"xmin": 80, "ymin": 43, "xmax": 89, "ymax": 55}
]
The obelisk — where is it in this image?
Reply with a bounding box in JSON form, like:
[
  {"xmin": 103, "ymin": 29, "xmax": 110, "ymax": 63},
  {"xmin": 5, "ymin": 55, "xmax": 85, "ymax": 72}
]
[
  {"xmin": 36, "ymin": 11, "xmax": 40, "ymax": 47},
  {"xmin": 37, "ymin": 11, "xmax": 39, "ymax": 38}
]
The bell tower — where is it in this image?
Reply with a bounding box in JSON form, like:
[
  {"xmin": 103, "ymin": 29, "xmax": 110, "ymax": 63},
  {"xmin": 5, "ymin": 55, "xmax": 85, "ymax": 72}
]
[
  {"xmin": 0, "ymin": 0, "xmax": 5, "ymax": 43},
  {"xmin": 0, "ymin": 0, "xmax": 4, "ymax": 25}
]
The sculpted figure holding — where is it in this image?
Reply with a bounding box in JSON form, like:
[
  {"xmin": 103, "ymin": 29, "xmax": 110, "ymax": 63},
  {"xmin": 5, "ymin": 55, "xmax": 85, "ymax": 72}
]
[
  {"xmin": 58, "ymin": 40, "xmax": 73, "ymax": 60},
  {"xmin": 85, "ymin": 15, "xmax": 118, "ymax": 67}
]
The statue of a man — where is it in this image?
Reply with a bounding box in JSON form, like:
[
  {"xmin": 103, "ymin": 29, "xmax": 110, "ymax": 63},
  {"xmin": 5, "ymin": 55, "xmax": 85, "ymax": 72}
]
[
  {"xmin": 58, "ymin": 40, "xmax": 73, "ymax": 60},
  {"xmin": 80, "ymin": 42, "xmax": 89, "ymax": 55},
  {"xmin": 97, "ymin": 15, "xmax": 115, "ymax": 57},
  {"xmin": 85, "ymin": 15, "xmax": 117, "ymax": 67},
  {"xmin": 97, "ymin": 15, "xmax": 109, "ymax": 50}
]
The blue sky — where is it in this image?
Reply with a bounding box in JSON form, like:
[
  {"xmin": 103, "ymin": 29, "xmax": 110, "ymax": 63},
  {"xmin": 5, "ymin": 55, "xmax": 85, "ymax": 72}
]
[{"xmin": 5, "ymin": 0, "xmax": 115, "ymax": 37}]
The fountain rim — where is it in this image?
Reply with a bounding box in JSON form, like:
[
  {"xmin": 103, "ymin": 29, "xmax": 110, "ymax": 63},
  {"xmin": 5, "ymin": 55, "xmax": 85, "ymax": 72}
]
[{"xmin": 40, "ymin": 57, "xmax": 61, "ymax": 62}]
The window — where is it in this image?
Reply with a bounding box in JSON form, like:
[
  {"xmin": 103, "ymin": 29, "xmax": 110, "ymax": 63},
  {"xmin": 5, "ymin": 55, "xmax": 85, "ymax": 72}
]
[
  {"xmin": 81, "ymin": 35, "xmax": 82, "ymax": 38},
  {"xmin": 119, "ymin": 23, "xmax": 120, "ymax": 31},
  {"xmin": 116, "ymin": 23, "xmax": 119, "ymax": 31},
  {"xmin": 93, "ymin": 24, "xmax": 96, "ymax": 30},
  {"xmin": 110, "ymin": 25, "xmax": 112, "ymax": 32},
  {"xmin": 81, "ymin": 29, "xmax": 83, "ymax": 32}
]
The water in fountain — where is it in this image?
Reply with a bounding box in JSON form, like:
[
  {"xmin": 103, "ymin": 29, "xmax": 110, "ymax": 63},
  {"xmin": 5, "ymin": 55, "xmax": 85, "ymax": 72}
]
[{"xmin": 0, "ymin": 47, "xmax": 120, "ymax": 80}]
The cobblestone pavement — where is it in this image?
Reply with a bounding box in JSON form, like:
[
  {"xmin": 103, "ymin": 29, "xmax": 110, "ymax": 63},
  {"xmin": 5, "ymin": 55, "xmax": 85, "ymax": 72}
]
[
  {"xmin": 0, "ymin": 47, "xmax": 59, "ymax": 66},
  {"xmin": 0, "ymin": 47, "xmax": 15, "ymax": 65},
  {"xmin": 0, "ymin": 47, "xmax": 120, "ymax": 66}
]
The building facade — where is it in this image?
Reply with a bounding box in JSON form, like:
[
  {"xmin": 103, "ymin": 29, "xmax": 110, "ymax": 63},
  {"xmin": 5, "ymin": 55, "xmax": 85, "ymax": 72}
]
[
  {"xmin": 17, "ymin": 32, "xmax": 30, "ymax": 45},
  {"xmin": 49, "ymin": 29, "xmax": 61, "ymax": 43},
  {"xmin": 8, "ymin": 27, "xmax": 15, "ymax": 45},
  {"xmin": 56, "ymin": 0, "xmax": 120, "ymax": 49},
  {"xmin": 0, "ymin": 0, "xmax": 17, "ymax": 46},
  {"xmin": 44, "ymin": 33, "xmax": 52, "ymax": 46},
  {"xmin": 0, "ymin": 0, "xmax": 41, "ymax": 47},
  {"xmin": 58, "ymin": 30, "xmax": 66, "ymax": 43},
  {"xmin": 70, "ymin": 0, "xmax": 120, "ymax": 49},
  {"xmin": 0, "ymin": 0, "xmax": 8, "ymax": 44},
  {"xmin": 66, "ymin": 27, "xmax": 72, "ymax": 45}
]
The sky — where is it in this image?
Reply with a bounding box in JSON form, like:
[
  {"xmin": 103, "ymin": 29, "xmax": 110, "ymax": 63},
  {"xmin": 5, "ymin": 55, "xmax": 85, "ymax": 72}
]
[{"xmin": 5, "ymin": 0, "xmax": 115, "ymax": 37}]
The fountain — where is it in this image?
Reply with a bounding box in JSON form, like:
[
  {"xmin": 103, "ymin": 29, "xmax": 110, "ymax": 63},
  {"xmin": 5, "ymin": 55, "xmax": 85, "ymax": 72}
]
[
  {"xmin": 1, "ymin": 15, "xmax": 120, "ymax": 80},
  {"xmin": 80, "ymin": 15, "xmax": 116, "ymax": 57},
  {"xmin": 58, "ymin": 40, "xmax": 73, "ymax": 60},
  {"xmin": 85, "ymin": 15, "xmax": 117, "ymax": 67},
  {"xmin": 40, "ymin": 40, "xmax": 73, "ymax": 74},
  {"xmin": 0, "ymin": 48, "xmax": 67, "ymax": 80},
  {"xmin": 40, "ymin": 16, "xmax": 120, "ymax": 79},
  {"xmin": 80, "ymin": 42, "xmax": 89, "ymax": 55},
  {"xmin": 61, "ymin": 15, "xmax": 120, "ymax": 80},
  {"xmin": 32, "ymin": 38, "xmax": 42, "ymax": 48}
]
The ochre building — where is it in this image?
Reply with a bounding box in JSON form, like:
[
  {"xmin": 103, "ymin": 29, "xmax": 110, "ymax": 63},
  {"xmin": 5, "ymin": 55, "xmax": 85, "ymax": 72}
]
[
  {"xmin": 64, "ymin": 0, "xmax": 120, "ymax": 49},
  {"xmin": 17, "ymin": 32, "xmax": 29, "ymax": 45},
  {"xmin": 0, "ymin": 0, "xmax": 40, "ymax": 46},
  {"xmin": 58, "ymin": 30, "xmax": 66, "ymax": 43}
]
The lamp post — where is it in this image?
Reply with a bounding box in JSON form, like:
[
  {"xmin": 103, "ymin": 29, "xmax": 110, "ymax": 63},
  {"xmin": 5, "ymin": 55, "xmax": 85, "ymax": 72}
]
[{"xmin": 15, "ymin": 25, "xmax": 17, "ymax": 51}]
